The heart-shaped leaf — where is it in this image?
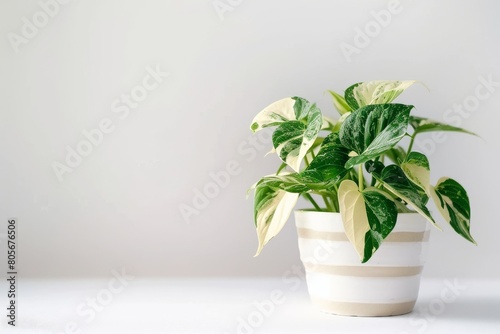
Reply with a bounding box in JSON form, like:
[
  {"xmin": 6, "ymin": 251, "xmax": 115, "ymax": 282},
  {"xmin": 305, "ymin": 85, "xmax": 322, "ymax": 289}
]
[
  {"xmin": 344, "ymin": 80, "xmax": 416, "ymax": 110},
  {"xmin": 251, "ymin": 97, "xmax": 297, "ymax": 132},
  {"xmin": 339, "ymin": 180, "xmax": 398, "ymax": 262},
  {"xmin": 339, "ymin": 104, "xmax": 412, "ymax": 169},
  {"xmin": 431, "ymin": 178, "xmax": 476, "ymax": 244},
  {"xmin": 373, "ymin": 165, "xmax": 439, "ymax": 228},
  {"xmin": 253, "ymin": 176, "xmax": 303, "ymax": 256},
  {"xmin": 402, "ymin": 152, "xmax": 431, "ymax": 194},
  {"xmin": 302, "ymin": 133, "xmax": 350, "ymax": 184},
  {"xmin": 252, "ymin": 97, "xmax": 323, "ymax": 172}
]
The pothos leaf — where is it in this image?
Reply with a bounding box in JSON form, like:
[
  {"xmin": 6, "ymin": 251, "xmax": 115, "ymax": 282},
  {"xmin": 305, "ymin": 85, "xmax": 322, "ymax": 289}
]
[
  {"xmin": 254, "ymin": 189, "xmax": 299, "ymax": 256},
  {"xmin": 251, "ymin": 97, "xmax": 296, "ymax": 132},
  {"xmin": 338, "ymin": 180, "xmax": 398, "ymax": 262},
  {"xmin": 373, "ymin": 165, "xmax": 439, "ymax": 229},
  {"xmin": 251, "ymin": 97, "xmax": 323, "ymax": 172},
  {"xmin": 401, "ymin": 152, "xmax": 431, "ymax": 194},
  {"xmin": 328, "ymin": 90, "xmax": 352, "ymax": 115},
  {"xmin": 431, "ymin": 178, "xmax": 476, "ymax": 244},
  {"xmin": 410, "ymin": 116, "xmax": 477, "ymax": 136},
  {"xmin": 344, "ymin": 80, "xmax": 416, "ymax": 110},
  {"xmin": 302, "ymin": 133, "xmax": 350, "ymax": 184},
  {"xmin": 344, "ymin": 83, "xmax": 361, "ymax": 110},
  {"xmin": 339, "ymin": 104, "xmax": 412, "ymax": 169},
  {"xmin": 253, "ymin": 175, "xmax": 304, "ymax": 256}
]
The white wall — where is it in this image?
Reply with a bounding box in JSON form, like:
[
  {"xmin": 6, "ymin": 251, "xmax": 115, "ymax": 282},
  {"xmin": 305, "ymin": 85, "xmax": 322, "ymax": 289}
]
[{"xmin": 0, "ymin": 0, "xmax": 499, "ymax": 278}]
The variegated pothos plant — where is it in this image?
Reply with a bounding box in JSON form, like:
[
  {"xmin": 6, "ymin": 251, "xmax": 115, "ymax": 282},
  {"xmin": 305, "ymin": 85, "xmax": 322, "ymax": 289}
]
[{"xmin": 250, "ymin": 81, "xmax": 476, "ymax": 262}]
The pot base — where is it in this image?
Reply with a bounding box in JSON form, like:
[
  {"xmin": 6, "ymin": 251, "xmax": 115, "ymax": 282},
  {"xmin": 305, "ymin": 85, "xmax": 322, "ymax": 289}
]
[{"xmin": 311, "ymin": 298, "xmax": 416, "ymax": 317}]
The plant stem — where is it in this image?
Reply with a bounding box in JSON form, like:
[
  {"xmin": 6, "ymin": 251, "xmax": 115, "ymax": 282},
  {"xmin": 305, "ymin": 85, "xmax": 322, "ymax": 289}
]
[
  {"xmin": 329, "ymin": 195, "xmax": 339, "ymax": 212},
  {"xmin": 407, "ymin": 133, "xmax": 416, "ymax": 155},
  {"xmin": 303, "ymin": 193, "xmax": 321, "ymax": 211},
  {"xmin": 358, "ymin": 164, "xmax": 364, "ymax": 191},
  {"xmin": 321, "ymin": 195, "xmax": 331, "ymax": 211},
  {"xmin": 304, "ymin": 155, "xmax": 310, "ymax": 168}
]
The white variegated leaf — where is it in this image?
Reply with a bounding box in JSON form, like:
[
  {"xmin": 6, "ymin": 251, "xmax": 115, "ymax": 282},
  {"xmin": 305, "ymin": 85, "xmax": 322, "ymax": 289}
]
[
  {"xmin": 402, "ymin": 152, "xmax": 431, "ymax": 195},
  {"xmin": 338, "ymin": 180, "xmax": 370, "ymax": 257},
  {"xmin": 339, "ymin": 180, "xmax": 398, "ymax": 262},
  {"xmin": 345, "ymin": 80, "xmax": 416, "ymax": 109},
  {"xmin": 272, "ymin": 106, "xmax": 322, "ymax": 172},
  {"xmin": 373, "ymin": 165, "xmax": 439, "ymax": 229},
  {"xmin": 251, "ymin": 97, "xmax": 296, "ymax": 132},
  {"xmin": 254, "ymin": 191, "xmax": 299, "ymax": 256},
  {"xmin": 430, "ymin": 177, "xmax": 476, "ymax": 244},
  {"xmin": 252, "ymin": 97, "xmax": 323, "ymax": 172}
]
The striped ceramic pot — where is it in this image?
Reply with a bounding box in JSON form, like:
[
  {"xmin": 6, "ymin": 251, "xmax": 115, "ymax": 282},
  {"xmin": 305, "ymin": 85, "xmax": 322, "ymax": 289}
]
[{"xmin": 295, "ymin": 210, "xmax": 430, "ymax": 317}]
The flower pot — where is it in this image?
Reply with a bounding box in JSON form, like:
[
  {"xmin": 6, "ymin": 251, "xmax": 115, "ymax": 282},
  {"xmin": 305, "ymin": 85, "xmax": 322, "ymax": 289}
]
[{"xmin": 295, "ymin": 210, "xmax": 430, "ymax": 317}]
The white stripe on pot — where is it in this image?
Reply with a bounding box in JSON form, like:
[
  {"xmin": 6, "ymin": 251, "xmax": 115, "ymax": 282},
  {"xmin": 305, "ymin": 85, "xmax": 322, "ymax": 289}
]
[
  {"xmin": 297, "ymin": 239, "xmax": 429, "ymax": 267},
  {"xmin": 295, "ymin": 210, "xmax": 430, "ymax": 233},
  {"xmin": 305, "ymin": 273, "xmax": 422, "ymax": 303}
]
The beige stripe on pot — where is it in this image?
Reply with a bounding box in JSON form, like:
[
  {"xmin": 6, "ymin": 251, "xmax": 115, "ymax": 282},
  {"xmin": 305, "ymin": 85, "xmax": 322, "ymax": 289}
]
[
  {"xmin": 311, "ymin": 298, "xmax": 416, "ymax": 317},
  {"xmin": 297, "ymin": 228, "xmax": 430, "ymax": 243},
  {"xmin": 303, "ymin": 263, "xmax": 424, "ymax": 277}
]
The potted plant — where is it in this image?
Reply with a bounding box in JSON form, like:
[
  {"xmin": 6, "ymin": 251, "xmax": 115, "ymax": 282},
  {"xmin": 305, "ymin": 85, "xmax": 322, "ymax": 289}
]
[{"xmin": 249, "ymin": 81, "xmax": 476, "ymax": 316}]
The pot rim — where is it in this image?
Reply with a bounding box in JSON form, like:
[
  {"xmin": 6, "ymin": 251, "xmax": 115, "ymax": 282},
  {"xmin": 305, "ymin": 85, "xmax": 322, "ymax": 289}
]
[
  {"xmin": 294, "ymin": 210, "xmax": 429, "ymax": 232},
  {"xmin": 295, "ymin": 209, "xmax": 420, "ymax": 215}
]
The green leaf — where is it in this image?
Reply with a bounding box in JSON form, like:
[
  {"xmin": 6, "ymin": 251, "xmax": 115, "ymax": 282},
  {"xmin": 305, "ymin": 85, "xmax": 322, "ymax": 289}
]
[
  {"xmin": 338, "ymin": 180, "xmax": 397, "ymax": 263},
  {"xmin": 431, "ymin": 178, "xmax": 476, "ymax": 244},
  {"xmin": 344, "ymin": 83, "xmax": 361, "ymax": 110},
  {"xmin": 345, "ymin": 80, "xmax": 416, "ymax": 110},
  {"xmin": 302, "ymin": 133, "xmax": 350, "ymax": 184},
  {"xmin": 259, "ymin": 98, "xmax": 322, "ymax": 172},
  {"xmin": 401, "ymin": 152, "xmax": 431, "ymax": 194},
  {"xmin": 292, "ymin": 97, "xmax": 314, "ymax": 120},
  {"xmin": 373, "ymin": 165, "xmax": 439, "ymax": 228},
  {"xmin": 273, "ymin": 119, "xmax": 322, "ymax": 172},
  {"xmin": 339, "ymin": 104, "xmax": 412, "ymax": 169},
  {"xmin": 253, "ymin": 178, "xmax": 301, "ymax": 256},
  {"xmin": 410, "ymin": 116, "xmax": 477, "ymax": 136},
  {"xmin": 255, "ymin": 174, "xmax": 310, "ymax": 193},
  {"xmin": 328, "ymin": 90, "xmax": 352, "ymax": 115},
  {"xmin": 362, "ymin": 188, "xmax": 398, "ymax": 262}
]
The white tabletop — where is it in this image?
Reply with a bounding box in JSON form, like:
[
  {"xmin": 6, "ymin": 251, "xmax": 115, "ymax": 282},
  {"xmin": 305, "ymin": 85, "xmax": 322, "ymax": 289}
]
[{"xmin": 0, "ymin": 278, "xmax": 499, "ymax": 334}]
